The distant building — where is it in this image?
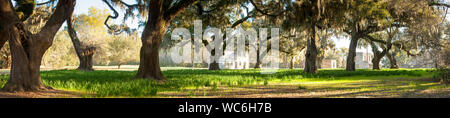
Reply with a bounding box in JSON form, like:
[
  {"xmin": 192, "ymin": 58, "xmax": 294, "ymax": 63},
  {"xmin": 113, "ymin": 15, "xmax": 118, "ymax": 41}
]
[
  {"xmin": 218, "ymin": 51, "xmax": 250, "ymax": 69},
  {"xmin": 321, "ymin": 59, "xmax": 337, "ymax": 69},
  {"xmin": 355, "ymin": 52, "xmax": 373, "ymax": 69}
]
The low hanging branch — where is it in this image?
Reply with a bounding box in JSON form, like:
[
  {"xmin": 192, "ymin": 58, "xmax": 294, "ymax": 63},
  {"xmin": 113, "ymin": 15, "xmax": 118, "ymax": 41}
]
[{"xmin": 101, "ymin": 0, "xmax": 144, "ymax": 35}]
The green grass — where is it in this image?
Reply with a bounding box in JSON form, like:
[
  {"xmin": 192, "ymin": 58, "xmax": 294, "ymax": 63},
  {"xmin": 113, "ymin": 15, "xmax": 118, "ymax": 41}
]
[{"xmin": 0, "ymin": 68, "xmax": 444, "ymax": 97}]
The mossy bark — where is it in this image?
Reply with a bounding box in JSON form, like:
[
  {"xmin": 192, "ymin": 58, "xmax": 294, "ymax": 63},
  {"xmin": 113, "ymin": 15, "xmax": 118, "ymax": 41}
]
[{"xmin": 0, "ymin": 0, "xmax": 75, "ymax": 92}]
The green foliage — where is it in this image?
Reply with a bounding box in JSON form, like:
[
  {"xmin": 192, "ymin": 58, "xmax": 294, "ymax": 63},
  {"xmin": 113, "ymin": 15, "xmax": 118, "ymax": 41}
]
[
  {"xmin": 0, "ymin": 42, "xmax": 11, "ymax": 69},
  {"xmin": 40, "ymin": 7, "xmax": 141, "ymax": 68},
  {"xmin": 74, "ymin": 7, "xmax": 111, "ymax": 30},
  {"xmin": 42, "ymin": 32, "xmax": 79, "ymax": 68},
  {"xmin": 102, "ymin": 34, "xmax": 141, "ymax": 66}
]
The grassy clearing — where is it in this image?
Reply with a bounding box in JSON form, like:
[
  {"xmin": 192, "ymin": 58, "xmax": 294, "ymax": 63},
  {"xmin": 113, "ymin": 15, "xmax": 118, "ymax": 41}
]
[{"xmin": 0, "ymin": 68, "xmax": 447, "ymax": 98}]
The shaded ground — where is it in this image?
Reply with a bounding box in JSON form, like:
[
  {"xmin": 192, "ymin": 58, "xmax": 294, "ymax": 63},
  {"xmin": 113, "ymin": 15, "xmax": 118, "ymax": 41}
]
[{"xmin": 0, "ymin": 90, "xmax": 86, "ymax": 98}]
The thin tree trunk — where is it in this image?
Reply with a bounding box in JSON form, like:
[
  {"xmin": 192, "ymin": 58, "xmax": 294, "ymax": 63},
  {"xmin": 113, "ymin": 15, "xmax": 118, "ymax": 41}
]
[
  {"xmin": 207, "ymin": 47, "xmax": 220, "ymax": 70},
  {"xmin": 118, "ymin": 62, "xmax": 123, "ymax": 69},
  {"xmin": 346, "ymin": 34, "xmax": 359, "ymax": 71},
  {"xmin": 66, "ymin": 15, "xmax": 95, "ymax": 71},
  {"xmin": 289, "ymin": 56, "xmax": 294, "ymax": 69},
  {"xmin": 254, "ymin": 46, "xmax": 261, "ymax": 69},
  {"xmin": 0, "ymin": 0, "xmax": 75, "ymax": 92},
  {"xmin": 304, "ymin": 26, "xmax": 318, "ymax": 74}
]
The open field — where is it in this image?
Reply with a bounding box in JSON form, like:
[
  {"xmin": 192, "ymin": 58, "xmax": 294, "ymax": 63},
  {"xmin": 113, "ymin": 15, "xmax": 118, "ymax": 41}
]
[{"xmin": 0, "ymin": 68, "xmax": 448, "ymax": 98}]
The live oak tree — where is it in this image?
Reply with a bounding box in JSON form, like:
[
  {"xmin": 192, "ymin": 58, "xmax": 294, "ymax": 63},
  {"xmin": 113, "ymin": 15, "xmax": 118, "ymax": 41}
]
[
  {"xmin": 66, "ymin": 8, "xmax": 106, "ymax": 71},
  {"xmin": 341, "ymin": 0, "xmax": 392, "ymax": 71},
  {"xmin": 281, "ymin": 0, "xmax": 348, "ymax": 74},
  {"xmin": 0, "ymin": 0, "xmax": 75, "ymax": 91},
  {"xmin": 361, "ymin": 0, "xmax": 447, "ymax": 69},
  {"xmin": 316, "ymin": 29, "xmax": 335, "ymax": 69},
  {"xmin": 103, "ymin": 0, "xmax": 200, "ymax": 81},
  {"xmin": 171, "ymin": 0, "xmax": 254, "ymax": 70},
  {"xmin": 278, "ymin": 30, "xmax": 307, "ymax": 69},
  {"xmin": 22, "ymin": 2, "xmax": 95, "ymax": 70},
  {"xmin": 365, "ymin": 32, "xmax": 392, "ymax": 70}
]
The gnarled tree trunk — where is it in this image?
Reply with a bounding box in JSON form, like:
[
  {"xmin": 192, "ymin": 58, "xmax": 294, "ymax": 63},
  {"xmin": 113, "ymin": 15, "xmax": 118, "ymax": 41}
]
[
  {"xmin": 386, "ymin": 51, "xmax": 399, "ymax": 69},
  {"xmin": 0, "ymin": 0, "xmax": 75, "ymax": 92},
  {"xmin": 369, "ymin": 40, "xmax": 391, "ymax": 70},
  {"xmin": 304, "ymin": 26, "xmax": 318, "ymax": 74},
  {"xmin": 66, "ymin": 15, "xmax": 95, "ymax": 71},
  {"xmin": 372, "ymin": 57, "xmax": 381, "ymax": 70}
]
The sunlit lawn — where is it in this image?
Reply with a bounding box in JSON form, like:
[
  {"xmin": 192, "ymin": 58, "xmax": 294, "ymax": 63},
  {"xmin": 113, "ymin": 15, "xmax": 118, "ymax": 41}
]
[{"xmin": 0, "ymin": 68, "xmax": 448, "ymax": 98}]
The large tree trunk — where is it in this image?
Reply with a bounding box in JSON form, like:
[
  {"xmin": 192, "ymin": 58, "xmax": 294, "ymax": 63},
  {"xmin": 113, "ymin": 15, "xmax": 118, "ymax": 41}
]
[
  {"xmin": 3, "ymin": 23, "xmax": 48, "ymax": 91},
  {"xmin": 304, "ymin": 26, "xmax": 318, "ymax": 74},
  {"xmin": 346, "ymin": 34, "xmax": 359, "ymax": 71},
  {"xmin": 66, "ymin": 15, "xmax": 95, "ymax": 71},
  {"xmin": 135, "ymin": 0, "xmax": 196, "ymax": 80},
  {"xmin": 135, "ymin": 0, "xmax": 167, "ymax": 80},
  {"xmin": 135, "ymin": 23, "xmax": 167, "ymax": 80},
  {"xmin": 0, "ymin": 0, "xmax": 75, "ymax": 92},
  {"xmin": 0, "ymin": 32, "xmax": 7, "ymax": 49}
]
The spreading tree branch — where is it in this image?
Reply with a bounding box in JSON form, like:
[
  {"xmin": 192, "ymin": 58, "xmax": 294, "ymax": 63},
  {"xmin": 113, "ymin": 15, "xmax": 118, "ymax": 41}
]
[
  {"xmin": 164, "ymin": 0, "xmax": 199, "ymax": 20},
  {"xmin": 36, "ymin": 0, "xmax": 56, "ymax": 6},
  {"xmin": 102, "ymin": 0, "xmax": 120, "ymax": 34}
]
